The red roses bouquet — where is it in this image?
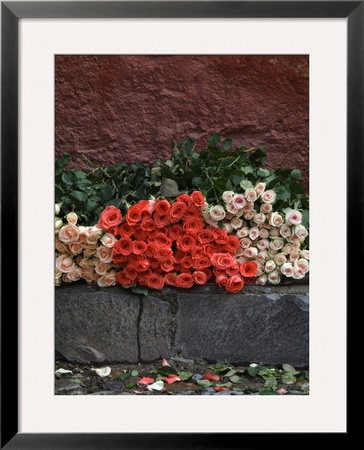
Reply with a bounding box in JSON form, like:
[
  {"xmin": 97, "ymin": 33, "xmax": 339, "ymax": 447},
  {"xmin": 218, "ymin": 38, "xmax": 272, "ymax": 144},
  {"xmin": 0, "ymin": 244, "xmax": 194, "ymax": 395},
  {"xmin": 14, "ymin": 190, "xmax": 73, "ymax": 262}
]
[{"xmin": 95, "ymin": 191, "xmax": 258, "ymax": 294}]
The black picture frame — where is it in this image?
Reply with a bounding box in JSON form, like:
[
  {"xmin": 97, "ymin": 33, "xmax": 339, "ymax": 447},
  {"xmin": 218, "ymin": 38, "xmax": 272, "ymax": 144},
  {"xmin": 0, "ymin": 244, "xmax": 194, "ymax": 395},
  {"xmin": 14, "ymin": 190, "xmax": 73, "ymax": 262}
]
[{"xmin": 1, "ymin": 1, "xmax": 358, "ymax": 448}]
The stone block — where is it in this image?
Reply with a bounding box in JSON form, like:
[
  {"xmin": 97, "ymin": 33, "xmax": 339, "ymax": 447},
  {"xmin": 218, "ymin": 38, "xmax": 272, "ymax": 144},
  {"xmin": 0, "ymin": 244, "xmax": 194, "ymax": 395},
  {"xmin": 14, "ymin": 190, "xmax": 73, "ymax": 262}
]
[
  {"xmin": 175, "ymin": 291, "xmax": 309, "ymax": 367},
  {"xmin": 139, "ymin": 296, "xmax": 172, "ymax": 361},
  {"xmin": 55, "ymin": 285, "xmax": 140, "ymax": 363}
]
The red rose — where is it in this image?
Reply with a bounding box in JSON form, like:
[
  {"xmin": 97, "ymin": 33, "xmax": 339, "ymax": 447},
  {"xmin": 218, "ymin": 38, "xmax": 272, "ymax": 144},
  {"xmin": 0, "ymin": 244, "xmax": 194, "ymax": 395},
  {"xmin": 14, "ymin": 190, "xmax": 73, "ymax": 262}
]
[
  {"xmin": 147, "ymin": 273, "xmax": 164, "ymax": 290},
  {"xmin": 97, "ymin": 205, "xmax": 122, "ymax": 232},
  {"xmin": 225, "ymin": 275, "xmax": 245, "ymax": 293},
  {"xmin": 240, "ymin": 261, "xmax": 258, "ymax": 278},
  {"xmin": 190, "ymin": 191, "xmax": 205, "ymax": 207},
  {"xmin": 210, "ymin": 253, "xmax": 235, "ymax": 269},
  {"xmin": 176, "ymin": 272, "xmax": 194, "ymax": 289}
]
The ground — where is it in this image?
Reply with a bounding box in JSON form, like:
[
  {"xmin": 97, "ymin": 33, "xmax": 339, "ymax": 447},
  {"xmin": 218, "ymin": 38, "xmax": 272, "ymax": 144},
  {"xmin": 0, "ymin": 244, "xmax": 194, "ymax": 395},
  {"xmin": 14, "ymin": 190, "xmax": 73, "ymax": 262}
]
[{"xmin": 55, "ymin": 356, "xmax": 309, "ymax": 396}]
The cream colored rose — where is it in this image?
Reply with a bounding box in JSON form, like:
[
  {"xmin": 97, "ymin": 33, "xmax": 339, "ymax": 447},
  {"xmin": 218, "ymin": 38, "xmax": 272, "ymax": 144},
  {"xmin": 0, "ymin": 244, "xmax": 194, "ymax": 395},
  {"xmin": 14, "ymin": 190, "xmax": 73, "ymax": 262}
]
[
  {"xmin": 66, "ymin": 212, "xmax": 78, "ymax": 225},
  {"xmin": 244, "ymin": 188, "xmax": 257, "ymax": 203},
  {"xmin": 239, "ymin": 237, "xmax": 252, "ymax": 248},
  {"xmin": 55, "ymin": 277, "xmax": 62, "ymax": 286},
  {"xmin": 222, "ymin": 191, "xmax": 235, "ymax": 203},
  {"xmin": 222, "ymin": 222, "xmax": 234, "ymax": 234},
  {"xmin": 94, "ymin": 260, "xmax": 111, "ymax": 276},
  {"xmin": 285, "ymin": 209, "xmax": 303, "ymax": 225},
  {"xmin": 56, "ymin": 254, "xmax": 76, "ymax": 273},
  {"xmin": 261, "ymin": 189, "xmax": 276, "ymax": 203},
  {"xmin": 256, "ymin": 251, "xmax": 268, "ymax": 263},
  {"xmin": 260, "ymin": 203, "xmax": 272, "ymax": 214},
  {"xmin": 256, "ymin": 274, "xmax": 268, "ymax": 285},
  {"xmin": 66, "ymin": 266, "xmax": 83, "ymax": 282},
  {"xmin": 230, "ymin": 217, "xmax": 243, "ymax": 229},
  {"xmin": 100, "ymin": 233, "xmax": 118, "ymax": 248},
  {"xmin": 259, "ymin": 228, "xmax": 270, "ymax": 239},
  {"xmin": 269, "ymin": 228, "xmax": 280, "ymax": 237},
  {"xmin": 280, "ymin": 262, "xmax": 294, "ymax": 277},
  {"xmin": 292, "ymin": 224, "xmax": 309, "ymax": 241},
  {"xmin": 209, "ymin": 205, "xmax": 226, "ymax": 221},
  {"xmin": 55, "ymin": 203, "xmax": 61, "ymax": 215},
  {"xmin": 295, "ymin": 258, "xmax": 309, "ymax": 274},
  {"xmin": 248, "ymin": 227, "xmax": 260, "ymax": 240},
  {"xmin": 55, "ymin": 219, "xmax": 63, "ymax": 231},
  {"xmin": 264, "ymin": 259, "xmax": 276, "ymax": 273},
  {"xmin": 243, "ymin": 247, "xmax": 258, "ymax": 258},
  {"xmin": 243, "ymin": 201, "xmax": 254, "ymax": 211},
  {"xmin": 270, "ymin": 212, "xmax": 284, "ymax": 227},
  {"xmin": 270, "ymin": 237, "xmax": 284, "ymax": 251},
  {"xmin": 68, "ymin": 242, "xmax": 84, "ymax": 256},
  {"xmin": 255, "ymin": 182, "xmax": 266, "ymax": 195},
  {"xmin": 274, "ymin": 253, "xmax": 287, "ymax": 266},
  {"xmin": 203, "ymin": 212, "xmax": 219, "ymax": 227},
  {"xmin": 300, "ymin": 249, "xmax": 310, "ymax": 260},
  {"xmin": 236, "ymin": 227, "xmax": 250, "ymax": 238},
  {"xmin": 253, "ymin": 213, "xmax": 265, "ymax": 225},
  {"xmin": 97, "ymin": 270, "xmax": 117, "ymax": 287},
  {"xmin": 55, "ymin": 240, "xmax": 68, "ymax": 254},
  {"xmin": 232, "ymin": 193, "xmax": 247, "ymax": 209},
  {"xmin": 55, "ymin": 266, "xmax": 62, "ymax": 280},
  {"xmin": 225, "ymin": 203, "xmax": 238, "ymax": 215},
  {"xmin": 279, "ymin": 224, "xmax": 292, "ymax": 238},
  {"xmin": 82, "ymin": 267, "xmax": 97, "ymax": 284},
  {"xmin": 96, "ymin": 245, "xmax": 114, "ymax": 263},
  {"xmin": 257, "ymin": 239, "xmax": 269, "ymax": 251},
  {"xmin": 268, "ymin": 270, "xmax": 281, "ymax": 284},
  {"xmin": 243, "ymin": 211, "xmax": 255, "ymax": 220},
  {"xmin": 58, "ymin": 223, "xmax": 80, "ymax": 243},
  {"xmin": 83, "ymin": 246, "xmax": 97, "ymax": 258}
]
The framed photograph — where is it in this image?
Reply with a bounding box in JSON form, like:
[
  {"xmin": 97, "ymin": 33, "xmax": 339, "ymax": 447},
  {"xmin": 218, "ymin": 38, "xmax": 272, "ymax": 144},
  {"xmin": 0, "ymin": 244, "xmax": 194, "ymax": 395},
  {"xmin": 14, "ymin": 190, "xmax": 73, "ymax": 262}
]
[{"xmin": 1, "ymin": 1, "xmax": 358, "ymax": 448}]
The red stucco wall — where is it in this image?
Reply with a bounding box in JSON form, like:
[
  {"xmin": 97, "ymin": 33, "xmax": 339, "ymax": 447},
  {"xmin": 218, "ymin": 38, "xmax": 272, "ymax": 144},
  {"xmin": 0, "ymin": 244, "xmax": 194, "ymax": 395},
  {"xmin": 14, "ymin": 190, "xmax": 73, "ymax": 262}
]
[{"xmin": 55, "ymin": 55, "xmax": 309, "ymax": 192}]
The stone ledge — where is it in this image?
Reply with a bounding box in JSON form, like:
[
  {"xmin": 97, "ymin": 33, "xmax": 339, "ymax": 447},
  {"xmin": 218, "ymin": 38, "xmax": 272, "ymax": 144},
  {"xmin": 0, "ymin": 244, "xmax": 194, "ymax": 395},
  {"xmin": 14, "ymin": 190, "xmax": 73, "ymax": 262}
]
[{"xmin": 55, "ymin": 281, "xmax": 309, "ymax": 367}]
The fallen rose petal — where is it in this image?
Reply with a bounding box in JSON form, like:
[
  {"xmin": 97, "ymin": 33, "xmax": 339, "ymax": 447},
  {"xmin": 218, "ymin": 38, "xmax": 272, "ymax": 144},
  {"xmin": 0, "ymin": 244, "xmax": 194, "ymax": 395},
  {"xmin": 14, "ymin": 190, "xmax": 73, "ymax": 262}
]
[
  {"xmin": 55, "ymin": 368, "xmax": 73, "ymax": 375},
  {"xmin": 147, "ymin": 380, "xmax": 164, "ymax": 391},
  {"xmin": 137, "ymin": 377, "xmax": 154, "ymax": 385},
  {"xmin": 203, "ymin": 372, "xmax": 220, "ymax": 381},
  {"xmin": 92, "ymin": 367, "xmax": 111, "ymax": 377},
  {"xmin": 276, "ymin": 388, "xmax": 288, "ymax": 395},
  {"xmin": 162, "ymin": 358, "xmax": 171, "ymax": 367},
  {"xmin": 214, "ymin": 386, "xmax": 230, "ymax": 392},
  {"xmin": 163, "ymin": 374, "xmax": 181, "ymax": 384}
]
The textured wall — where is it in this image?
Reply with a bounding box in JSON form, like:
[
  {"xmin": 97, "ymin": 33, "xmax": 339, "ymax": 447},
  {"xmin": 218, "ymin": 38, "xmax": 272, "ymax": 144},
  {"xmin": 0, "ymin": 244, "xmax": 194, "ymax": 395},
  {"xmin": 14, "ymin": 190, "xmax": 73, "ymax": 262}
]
[{"xmin": 55, "ymin": 55, "xmax": 309, "ymax": 192}]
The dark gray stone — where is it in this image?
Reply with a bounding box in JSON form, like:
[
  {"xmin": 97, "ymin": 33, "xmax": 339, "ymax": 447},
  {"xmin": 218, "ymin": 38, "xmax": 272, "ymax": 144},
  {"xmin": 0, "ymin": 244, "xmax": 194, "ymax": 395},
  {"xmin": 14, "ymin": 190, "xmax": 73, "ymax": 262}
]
[
  {"xmin": 55, "ymin": 286, "xmax": 140, "ymax": 363},
  {"xmin": 175, "ymin": 291, "xmax": 309, "ymax": 367},
  {"xmin": 139, "ymin": 296, "xmax": 172, "ymax": 361}
]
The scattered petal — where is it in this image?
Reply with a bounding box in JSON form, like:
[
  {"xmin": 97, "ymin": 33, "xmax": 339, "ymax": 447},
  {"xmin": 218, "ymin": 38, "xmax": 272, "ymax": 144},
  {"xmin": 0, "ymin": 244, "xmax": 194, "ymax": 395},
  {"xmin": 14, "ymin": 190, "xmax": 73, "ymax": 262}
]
[
  {"xmin": 163, "ymin": 374, "xmax": 181, "ymax": 384},
  {"xmin": 162, "ymin": 358, "xmax": 171, "ymax": 367},
  {"xmin": 250, "ymin": 363, "xmax": 258, "ymax": 368},
  {"xmin": 92, "ymin": 367, "xmax": 111, "ymax": 377},
  {"xmin": 203, "ymin": 372, "xmax": 220, "ymax": 381},
  {"xmin": 147, "ymin": 380, "xmax": 164, "ymax": 391},
  {"xmin": 214, "ymin": 386, "xmax": 230, "ymax": 392},
  {"xmin": 276, "ymin": 388, "xmax": 288, "ymax": 395},
  {"xmin": 55, "ymin": 368, "xmax": 73, "ymax": 375},
  {"xmin": 137, "ymin": 377, "xmax": 154, "ymax": 385}
]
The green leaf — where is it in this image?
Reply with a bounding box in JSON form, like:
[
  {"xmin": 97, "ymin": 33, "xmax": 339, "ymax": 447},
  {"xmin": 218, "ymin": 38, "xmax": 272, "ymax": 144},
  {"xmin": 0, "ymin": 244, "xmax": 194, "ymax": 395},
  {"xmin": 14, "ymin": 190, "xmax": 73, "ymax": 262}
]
[
  {"xmin": 222, "ymin": 138, "xmax": 233, "ymax": 150},
  {"xmin": 99, "ymin": 185, "xmax": 114, "ymax": 203},
  {"xmin": 257, "ymin": 168, "xmax": 271, "ymax": 178},
  {"xmin": 207, "ymin": 133, "xmax": 221, "ymax": 146},
  {"xmin": 247, "ymin": 366, "xmax": 261, "ymax": 377},
  {"xmin": 264, "ymin": 378, "xmax": 278, "ymax": 389},
  {"xmin": 119, "ymin": 372, "xmax": 131, "ymax": 381},
  {"xmin": 282, "ymin": 363, "xmax": 299, "ymax": 375},
  {"xmin": 281, "ymin": 373, "xmax": 297, "ymax": 384},
  {"xmin": 290, "ymin": 169, "xmax": 302, "ymax": 180},
  {"xmin": 131, "ymin": 370, "xmax": 139, "ymax": 377},
  {"xmin": 178, "ymin": 371, "xmax": 193, "ymax": 381},
  {"xmin": 131, "ymin": 286, "xmax": 148, "ymax": 296},
  {"xmin": 125, "ymin": 381, "xmax": 136, "ymax": 389},
  {"xmin": 61, "ymin": 172, "xmax": 74, "ymax": 186},
  {"xmin": 158, "ymin": 366, "xmax": 178, "ymax": 376},
  {"xmin": 197, "ymin": 379, "xmax": 212, "ymax": 388},
  {"xmin": 224, "ymin": 369, "xmax": 236, "ymax": 377},
  {"xmin": 160, "ymin": 178, "xmax": 179, "ymax": 197},
  {"xmin": 70, "ymin": 190, "xmax": 87, "ymax": 202},
  {"xmin": 229, "ymin": 375, "xmax": 243, "ymax": 384}
]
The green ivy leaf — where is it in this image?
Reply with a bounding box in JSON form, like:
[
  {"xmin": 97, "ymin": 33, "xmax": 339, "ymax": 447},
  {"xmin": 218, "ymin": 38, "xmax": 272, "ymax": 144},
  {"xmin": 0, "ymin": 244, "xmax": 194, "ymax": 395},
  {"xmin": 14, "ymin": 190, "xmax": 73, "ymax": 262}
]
[
  {"xmin": 160, "ymin": 178, "xmax": 179, "ymax": 197},
  {"xmin": 222, "ymin": 138, "xmax": 233, "ymax": 150},
  {"xmin": 207, "ymin": 133, "xmax": 221, "ymax": 146},
  {"xmin": 197, "ymin": 379, "xmax": 212, "ymax": 388}
]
